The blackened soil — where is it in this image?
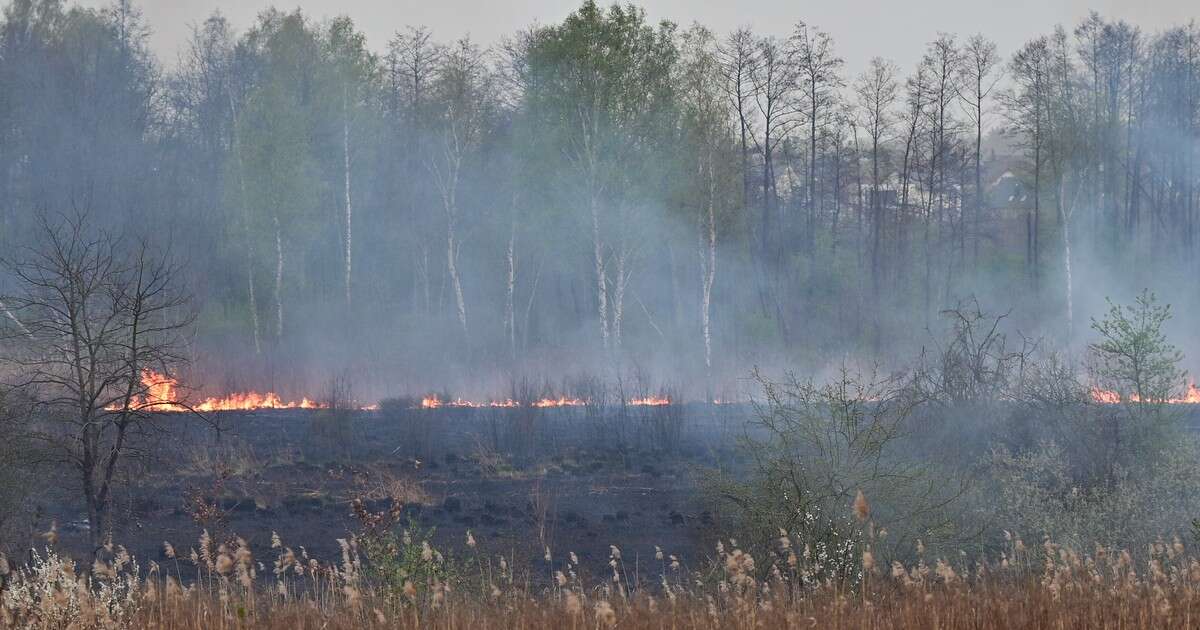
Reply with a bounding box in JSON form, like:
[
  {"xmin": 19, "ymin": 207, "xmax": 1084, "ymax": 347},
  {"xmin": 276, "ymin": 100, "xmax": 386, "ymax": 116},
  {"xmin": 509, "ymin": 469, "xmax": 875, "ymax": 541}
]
[{"xmin": 34, "ymin": 405, "xmax": 750, "ymax": 579}]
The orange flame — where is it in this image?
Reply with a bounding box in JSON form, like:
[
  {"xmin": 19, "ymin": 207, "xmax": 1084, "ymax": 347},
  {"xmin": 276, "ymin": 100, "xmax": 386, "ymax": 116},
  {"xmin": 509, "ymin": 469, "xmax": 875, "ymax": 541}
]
[
  {"xmin": 115, "ymin": 369, "xmax": 342, "ymax": 412},
  {"xmin": 415, "ymin": 394, "xmax": 675, "ymax": 408},
  {"xmin": 1090, "ymin": 381, "xmax": 1200, "ymax": 404},
  {"xmin": 629, "ymin": 396, "xmax": 671, "ymax": 406},
  {"xmin": 532, "ymin": 397, "xmax": 586, "ymax": 408}
]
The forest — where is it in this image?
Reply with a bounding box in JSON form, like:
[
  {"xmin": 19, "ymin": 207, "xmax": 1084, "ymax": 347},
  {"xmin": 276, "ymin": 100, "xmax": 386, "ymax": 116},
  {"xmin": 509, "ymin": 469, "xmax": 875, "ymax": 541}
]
[
  {"xmin": 3, "ymin": 1, "xmax": 1200, "ymax": 628},
  {"xmin": 3, "ymin": 0, "xmax": 1197, "ymax": 399}
]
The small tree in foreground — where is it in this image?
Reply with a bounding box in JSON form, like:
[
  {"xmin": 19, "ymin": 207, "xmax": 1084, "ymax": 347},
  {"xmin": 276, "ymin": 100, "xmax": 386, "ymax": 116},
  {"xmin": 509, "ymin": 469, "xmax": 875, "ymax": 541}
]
[
  {"xmin": 1086, "ymin": 289, "xmax": 1186, "ymax": 486},
  {"xmin": 1089, "ymin": 289, "xmax": 1186, "ymax": 404},
  {"xmin": 0, "ymin": 213, "xmax": 194, "ymax": 553}
]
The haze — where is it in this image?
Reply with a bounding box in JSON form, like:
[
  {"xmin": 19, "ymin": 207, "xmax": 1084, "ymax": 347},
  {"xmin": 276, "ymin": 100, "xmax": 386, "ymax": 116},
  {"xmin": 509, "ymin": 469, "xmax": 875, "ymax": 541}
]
[{"xmin": 82, "ymin": 0, "xmax": 1198, "ymax": 73}]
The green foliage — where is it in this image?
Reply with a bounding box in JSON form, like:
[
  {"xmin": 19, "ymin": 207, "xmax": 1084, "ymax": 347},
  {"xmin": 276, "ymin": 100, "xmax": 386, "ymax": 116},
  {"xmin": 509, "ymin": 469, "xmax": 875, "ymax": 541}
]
[
  {"xmin": 1089, "ymin": 289, "xmax": 1187, "ymax": 403},
  {"xmin": 987, "ymin": 438, "xmax": 1200, "ymax": 551},
  {"xmin": 708, "ymin": 365, "xmax": 960, "ymax": 568},
  {"xmin": 358, "ymin": 519, "xmax": 456, "ymax": 605}
]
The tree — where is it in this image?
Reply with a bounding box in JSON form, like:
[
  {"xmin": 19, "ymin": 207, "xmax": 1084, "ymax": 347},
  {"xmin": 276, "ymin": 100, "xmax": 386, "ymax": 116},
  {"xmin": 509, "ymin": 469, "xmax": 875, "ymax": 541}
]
[
  {"xmin": 1004, "ymin": 36, "xmax": 1051, "ymax": 290},
  {"xmin": 1087, "ymin": 289, "xmax": 1186, "ymax": 486},
  {"xmin": 386, "ymin": 26, "xmax": 442, "ymax": 318},
  {"xmin": 919, "ymin": 34, "xmax": 962, "ymax": 318},
  {"xmin": 854, "ymin": 56, "xmax": 898, "ymax": 332},
  {"xmin": 1089, "ymin": 290, "xmax": 1185, "ymax": 403},
  {"xmin": 429, "ymin": 36, "xmax": 493, "ymax": 340},
  {"xmin": 0, "ymin": 213, "xmax": 193, "ymax": 553},
  {"xmin": 958, "ymin": 34, "xmax": 1001, "ymax": 268},
  {"xmin": 678, "ymin": 24, "xmax": 731, "ymax": 375},
  {"xmin": 234, "ymin": 9, "xmax": 324, "ymax": 343},
  {"xmin": 324, "ymin": 17, "xmax": 377, "ymax": 311},
  {"xmin": 524, "ymin": 1, "xmax": 678, "ymax": 351},
  {"xmin": 792, "ymin": 22, "xmax": 844, "ymax": 254},
  {"xmin": 718, "ymin": 27, "xmax": 758, "ymax": 214}
]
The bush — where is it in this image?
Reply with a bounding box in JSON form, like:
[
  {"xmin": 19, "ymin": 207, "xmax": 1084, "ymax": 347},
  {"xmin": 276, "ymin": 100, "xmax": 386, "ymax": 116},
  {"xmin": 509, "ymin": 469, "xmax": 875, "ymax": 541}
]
[
  {"xmin": 984, "ymin": 437, "xmax": 1200, "ymax": 551},
  {"xmin": 707, "ymin": 365, "xmax": 963, "ymax": 570}
]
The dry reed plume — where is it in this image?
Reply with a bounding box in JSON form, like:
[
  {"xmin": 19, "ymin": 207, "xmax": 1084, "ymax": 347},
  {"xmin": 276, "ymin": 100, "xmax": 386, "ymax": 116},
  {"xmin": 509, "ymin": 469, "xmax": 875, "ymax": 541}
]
[{"xmin": 4, "ymin": 521, "xmax": 1200, "ymax": 629}]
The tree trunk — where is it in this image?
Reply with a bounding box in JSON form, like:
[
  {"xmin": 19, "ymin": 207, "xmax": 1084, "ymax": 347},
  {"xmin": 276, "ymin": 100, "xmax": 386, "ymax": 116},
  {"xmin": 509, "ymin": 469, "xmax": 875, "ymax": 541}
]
[
  {"xmin": 274, "ymin": 215, "xmax": 284, "ymax": 340},
  {"xmin": 700, "ymin": 150, "xmax": 718, "ymax": 372},
  {"xmin": 447, "ymin": 218, "xmax": 467, "ymax": 338},
  {"xmin": 1060, "ymin": 176, "xmax": 1075, "ymax": 340},
  {"xmin": 612, "ymin": 246, "xmax": 628, "ymax": 350},
  {"xmin": 505, "ymin": 208, "xmax": 517, "ymax": 360},
  {"xmin": 343, "ymin": 87, "xmax": 354, "ymax": 310},
  {"xmin": 230, "ymin": 95, "xmax": 261, "ymax": 354},
  {"xmin": 592, "ymin": 191, "xmax": 609, "ymax": 350}
]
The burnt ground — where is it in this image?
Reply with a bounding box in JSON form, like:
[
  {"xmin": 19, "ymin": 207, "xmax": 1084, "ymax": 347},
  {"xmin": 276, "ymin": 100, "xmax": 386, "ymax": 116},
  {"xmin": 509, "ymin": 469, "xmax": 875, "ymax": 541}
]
[{"xmin": 30, "ymin": 404, "xmax": 755, "ymax": 579}]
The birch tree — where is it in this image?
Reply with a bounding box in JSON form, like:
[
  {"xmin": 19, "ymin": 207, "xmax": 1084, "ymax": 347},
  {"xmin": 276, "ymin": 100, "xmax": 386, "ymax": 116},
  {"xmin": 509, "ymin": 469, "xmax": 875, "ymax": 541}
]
[
  {"xmin": 429, "ymin": 37, "xmax": 492, "ymax": 339},
  {"xmin": 680, "ymin": 25, "xmax": 731, "ymax": 372},
  {"xmin": 325, "ymin": 18, "xmax": 376, "ymax": 311}
]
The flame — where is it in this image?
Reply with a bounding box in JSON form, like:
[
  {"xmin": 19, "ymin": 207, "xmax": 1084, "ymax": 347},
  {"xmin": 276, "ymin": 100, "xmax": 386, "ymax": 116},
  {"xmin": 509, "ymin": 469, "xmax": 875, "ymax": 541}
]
[
  {"xmin": 114, "ymin": 369, "xmax": 346, "ymax": 412},
  {"xmin": 415, "ymin": 394, "xmax": 675, "ymax": 408},
  {"xmin": 532, "ymin": 397, "xmax": 586, "ymax": 408},
  {"xmin": 1090, "ymin": 381, "xmax": 1200, "ymax": 404}
]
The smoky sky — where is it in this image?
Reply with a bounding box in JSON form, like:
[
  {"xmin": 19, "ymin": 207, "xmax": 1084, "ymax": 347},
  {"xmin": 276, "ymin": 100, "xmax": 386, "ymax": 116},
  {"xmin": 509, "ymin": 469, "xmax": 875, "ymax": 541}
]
[{"xmin": 81, "ymin": 0, "xmax": 1197, "ymax": 75}]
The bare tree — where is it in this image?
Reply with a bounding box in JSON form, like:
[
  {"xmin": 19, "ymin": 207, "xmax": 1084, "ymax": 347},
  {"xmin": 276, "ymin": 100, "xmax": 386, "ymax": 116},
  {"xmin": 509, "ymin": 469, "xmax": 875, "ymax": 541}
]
[
  {"xmin": 0, "ymin": 213, "xmax": 194, "ymax": 553},
  {"xmin": 958, "ymin": 34, "xmax": 1002, "ymax": 268},
  {"xmin": 1004, "ymin": 36, "xmax": 1051, "ymax": 290},
  {"xmin": 854, "ymin": 57, "xmax": 899, "ymax": 319},
  {"xmin": 920, "ymin": 34, "xmax": 962, "ymax": 318},
  {"xmin": 718, "ymin": 27, "xmax": 758, "ymax": 213},
  {"xmin": 792, "ymin": 22, "xmax": 844, "ymax": 252},
  {"xmin": 387, "ymin": 26, "xmax": 442, "ymax": 318}
]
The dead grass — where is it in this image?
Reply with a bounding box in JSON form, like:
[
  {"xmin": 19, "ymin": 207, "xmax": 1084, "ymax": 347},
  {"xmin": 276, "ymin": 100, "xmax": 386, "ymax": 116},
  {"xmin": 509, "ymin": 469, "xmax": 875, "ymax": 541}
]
[{"xmin": 5, "ymin": 524, "xmax": 1200, "ymax": 629}]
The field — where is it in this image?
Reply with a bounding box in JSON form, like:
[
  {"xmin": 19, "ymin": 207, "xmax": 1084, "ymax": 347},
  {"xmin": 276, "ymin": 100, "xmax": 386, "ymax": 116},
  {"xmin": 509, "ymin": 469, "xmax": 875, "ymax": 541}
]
[
  {"xmin": 8, "ymin": 401, "xmax": 1200, "ymax": 629},
  {"xmin": 32, "ymin": 403, "xmax": 747, "ymax": 579}
]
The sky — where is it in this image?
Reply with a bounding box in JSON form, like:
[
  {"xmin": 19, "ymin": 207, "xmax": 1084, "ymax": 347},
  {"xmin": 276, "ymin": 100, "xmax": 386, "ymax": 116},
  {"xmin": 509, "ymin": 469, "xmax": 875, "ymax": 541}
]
[{"xmin": 79, "ymin": 0, "xmax": 1198, "ymax": 75}]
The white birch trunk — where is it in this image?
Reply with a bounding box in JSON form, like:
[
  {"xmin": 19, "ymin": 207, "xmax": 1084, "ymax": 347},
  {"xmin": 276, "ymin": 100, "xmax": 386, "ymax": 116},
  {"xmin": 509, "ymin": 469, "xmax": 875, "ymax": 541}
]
[
  {"xmin": 700, "ymin": 150, "xmax": 718, "ymax": 371},
  {"xmin": 447, "ymin": 219, "xmax": 467, "ymax": 337},
  {"xmin": 612, "ymin": 247, "xmax": 628, "ymax": 349},
  {"xmin": 505, "ymin": 209, "xmax": 517, "ymax": 359},
  {"xmin": 343, "ymin": 87, "xmax": 354, "ymax": 310},
  {"xmin": 591, "ymin": 191, "xmax": 608, "ymax": 350},
  {"xmin": 273, "ymin": 215, "xmax": 284, "ymax": 340},
  {"xmin": 229, "ymin": 94, "xmax": 261, "ymax": 354},
  {"xmin": 1060, "ymin": 175, "xmax": 1075, "ymax": 341}
]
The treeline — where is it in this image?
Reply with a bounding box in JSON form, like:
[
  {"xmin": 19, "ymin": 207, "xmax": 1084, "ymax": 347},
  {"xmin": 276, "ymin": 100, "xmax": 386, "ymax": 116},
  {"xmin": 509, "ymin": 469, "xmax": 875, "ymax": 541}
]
[{"xmin": 0, "ymin": 0, "xmax": 1197, "ymax": 392}]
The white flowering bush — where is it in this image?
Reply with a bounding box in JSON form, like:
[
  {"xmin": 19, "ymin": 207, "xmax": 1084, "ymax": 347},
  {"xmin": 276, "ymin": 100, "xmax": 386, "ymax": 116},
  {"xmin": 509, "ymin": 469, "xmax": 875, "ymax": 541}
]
[{"xmin": 1, "ymin": 547, "xmax": 141, "ymax": 629}]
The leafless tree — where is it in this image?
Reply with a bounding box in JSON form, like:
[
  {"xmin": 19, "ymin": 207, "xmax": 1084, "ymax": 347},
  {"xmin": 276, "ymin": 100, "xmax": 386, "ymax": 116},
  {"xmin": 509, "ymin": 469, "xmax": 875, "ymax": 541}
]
[
  {"xmin": 0, "ymin": 213, "xmax": 194, "ymax": 553},
  {"xmin": 855, "ymin": 57, "xmax": 899, "ymax": 313},
  {"xmin": 387, "ymin": 26, "xmax": 443, "ymax": 317},
  {"xmin": 718, "ymin": 27, "xmax": 758, "ymax": 212},
  {"xmin": 792, "ymin": 22, "xmax": 844, "ymax": 252},
  {"xmin": 957, "ymin": 34, "xmax": 1002, "ymax": 268},
  {"xmin": 1003, "ymin": 36, "xmax": 1051, "ymax": 290}
]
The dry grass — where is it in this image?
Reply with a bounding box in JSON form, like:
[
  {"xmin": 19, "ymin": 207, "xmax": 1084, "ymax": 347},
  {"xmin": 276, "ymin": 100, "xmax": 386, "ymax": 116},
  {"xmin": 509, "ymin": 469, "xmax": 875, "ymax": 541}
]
[{"xmin": 5, "ymin": 525, "xmax": 1200, "ymax": 629}]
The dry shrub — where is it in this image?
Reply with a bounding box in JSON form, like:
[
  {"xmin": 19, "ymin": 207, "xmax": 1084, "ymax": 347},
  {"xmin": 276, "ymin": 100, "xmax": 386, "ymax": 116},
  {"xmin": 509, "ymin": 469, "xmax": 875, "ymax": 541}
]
[
  {"xmin": 642, "ymin": 384, "xmax": 685, "ymax": 451},
  {"xmin": 182, "ymin": 438, "xmax": 266, "ymax": 478},
  {"xmin": 352, "ymin": 467, "xmax": 430, "ymax": 508},
  {"xmin": 379, "ymin": 397, "xmax": 434, "ymax": 460},
  {"xmin": 306, "ymin": 373, "xmax": 357, "ymax": 460}
]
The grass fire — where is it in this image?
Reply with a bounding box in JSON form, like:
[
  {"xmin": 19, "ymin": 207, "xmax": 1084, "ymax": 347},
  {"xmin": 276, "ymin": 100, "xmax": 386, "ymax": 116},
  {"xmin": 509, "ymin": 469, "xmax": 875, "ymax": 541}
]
[{"xmin": 3, "ymin": 1, "xmax": 1200, "ymax": 629}]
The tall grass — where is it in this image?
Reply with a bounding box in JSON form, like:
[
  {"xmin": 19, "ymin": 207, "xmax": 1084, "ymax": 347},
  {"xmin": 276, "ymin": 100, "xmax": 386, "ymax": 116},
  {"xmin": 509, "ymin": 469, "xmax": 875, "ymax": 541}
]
[{"xmin": 5, "ymin": 524, "xmax": 1200, "ymax": 629}]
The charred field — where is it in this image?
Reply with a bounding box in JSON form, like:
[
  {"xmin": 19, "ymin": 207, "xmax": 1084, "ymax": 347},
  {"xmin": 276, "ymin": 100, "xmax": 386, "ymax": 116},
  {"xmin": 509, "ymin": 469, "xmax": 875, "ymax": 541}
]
[{"xmin": 38, "ymin": 403, "xmax": 753, "ymax": 577}]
